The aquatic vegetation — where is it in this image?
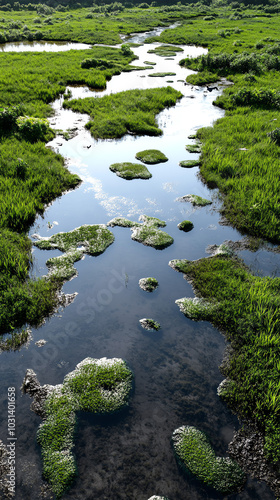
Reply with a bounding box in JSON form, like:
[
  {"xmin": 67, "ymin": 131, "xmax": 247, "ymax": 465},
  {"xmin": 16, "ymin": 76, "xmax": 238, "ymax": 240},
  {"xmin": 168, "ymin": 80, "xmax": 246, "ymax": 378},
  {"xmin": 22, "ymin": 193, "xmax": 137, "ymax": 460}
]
[
  {"xmin": 34, "ymin": 224, "xmax": 114, "ymax": 256},
  {"xmin": 148, "ymin": 72, "xmax": 176, "ymax": 77},
  {"xmin": 135, "ymin": 149, "xmax": 168, "ymax": 164},
  {"xmin": 186, "ymin": 71, "xmax": 219, "ymax": 86},
  {"xmin": 22, "ymin": 358, "xmax": 133, "ymax": 498},
  {"xmin": 185, "ymin": 144, "xmax": 201, "ymax": 154},
  {"xmin": 131, "ymin": 215, "xmax": 173, "ymax": 249},
  {"xmin": 64, "ymin": 87, "xmax": 182, "ymax": 139},
  {"xmin": 148, "ymin": 496, "xmax": 169, "ymax": 500},
  {"xmin": 175, "ymin": 297, "xmax": 217, "ymax": 321},
  {"xmin": 177, "ymin": 194, "xmax": 212, "ymax": 207},
  {"xmin": 46, "ymin": 250, "xmax": 84, "ymax": 281},
  {"xmin": 147, "ymin": 45, "xmax": 184, "ymax": 57},
  {"xmin": 172, "ymin": 426, "xmax": 245, "ymax": 494},
  {"xmin": 139, "ymin": 318, "xmax": 160, "ymax": 331},
  {"xmin": 179, "ymin": 159, "xmax": 201, "ymax": 168},
  {"xmin": 16, "ymin": 116, "xmax": 54, "ymax": 142},
  {"xmin": 177, "ymin": 220, "xmax": 194, "ymax": 232},
  {"xmin": 109, "ymin": 162, "xmax": 152, "ymax": 180},
  {"xmin": 107, "ymin": 215, "xmax": 173, "ymax": 249},
  {"xmin": 169, "ymin": 255, "xmax": 280, "ymax": 466},
  {"xmin": 139, "ymin": 277, "xmax": 159, "ymax": 292}
]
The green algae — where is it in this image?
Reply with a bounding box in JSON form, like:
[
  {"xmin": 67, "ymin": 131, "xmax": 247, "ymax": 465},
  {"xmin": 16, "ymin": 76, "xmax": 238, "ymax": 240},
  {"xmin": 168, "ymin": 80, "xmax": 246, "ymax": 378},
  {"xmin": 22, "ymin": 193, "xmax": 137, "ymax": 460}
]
[
  {"xmin": 172, "ymin": 426, "xmax": 245, "ymax": 494},
  {"xmin": 107, "ymin": 215, "xmax": 173, "ymax": 250},
  {"xmin": 34, "ymin": 224, "xmax": 114, "ymax": 256},
  {"xmin": 27, "ymin": 358, "xmax": 133, "ymax": 498},
  {"xmin": 135, "ymin": 149, "xmax": 168, "ymax": 164},
  {"xmin": 109, "ymin": 162, "xmax": 152, "ymax": 180},
  {"xmin": 177, "ymin": 194, "xmax": 212, "ymax": 207},
  {"xmin": 179, "ymin": 160, "xmax": 201, "ymax": 168},
  {"xmin": 185, "ymin": 144, "xmax": 202, "ymax": 153},
  {"xmin": 139, "ymin": 318, "xmax": 161, "ymax": 331},
  {"xmin": 178, "ymin": 220, "xmax": 194, "ymax": 232},
  {"xmin": 139, "ymin": 277, "xmax": 159, "ymax": 292}
]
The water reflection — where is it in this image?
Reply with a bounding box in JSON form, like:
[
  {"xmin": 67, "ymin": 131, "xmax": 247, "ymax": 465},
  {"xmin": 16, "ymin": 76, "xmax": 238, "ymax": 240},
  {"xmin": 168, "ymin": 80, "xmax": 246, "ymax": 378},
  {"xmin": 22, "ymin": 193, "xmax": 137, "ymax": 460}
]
[{"xmin": 0, "ymin": 40, "xmax": 92, "ymax": 52}]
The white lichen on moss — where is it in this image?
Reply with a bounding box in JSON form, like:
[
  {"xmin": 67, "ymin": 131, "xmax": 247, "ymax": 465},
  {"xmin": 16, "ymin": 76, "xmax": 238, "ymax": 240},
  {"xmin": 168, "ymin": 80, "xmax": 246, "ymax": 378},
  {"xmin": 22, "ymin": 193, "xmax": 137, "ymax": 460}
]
[
  {"xmin": 107, "ymin": 215, "xmax": 173, "ymax": 249},
  {"xmin": 139, "ymin": 318, "xmax": 160, "ymax": 331},
  {"xmin": 176, "ymin": 194, "xmax": 212, "ymax": 206},
  {"xmin": 139, "ymin": 277, "xmax": 159, "ymax": 292}
]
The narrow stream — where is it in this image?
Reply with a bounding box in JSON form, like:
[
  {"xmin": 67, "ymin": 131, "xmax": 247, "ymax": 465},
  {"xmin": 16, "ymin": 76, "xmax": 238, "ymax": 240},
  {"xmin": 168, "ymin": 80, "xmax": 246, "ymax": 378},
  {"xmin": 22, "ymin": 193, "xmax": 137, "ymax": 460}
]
[{"xmin": 0, "ymin": 28, "xmax": 278, "ymax": 500}]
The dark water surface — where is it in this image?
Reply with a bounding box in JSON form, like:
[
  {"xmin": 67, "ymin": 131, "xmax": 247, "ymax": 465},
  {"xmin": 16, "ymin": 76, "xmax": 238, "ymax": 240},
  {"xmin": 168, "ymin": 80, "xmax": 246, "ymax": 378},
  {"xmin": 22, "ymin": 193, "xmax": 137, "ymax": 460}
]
[{"xmin": 0, "ymin": 28, "xmax": 278, "ymax": 500}]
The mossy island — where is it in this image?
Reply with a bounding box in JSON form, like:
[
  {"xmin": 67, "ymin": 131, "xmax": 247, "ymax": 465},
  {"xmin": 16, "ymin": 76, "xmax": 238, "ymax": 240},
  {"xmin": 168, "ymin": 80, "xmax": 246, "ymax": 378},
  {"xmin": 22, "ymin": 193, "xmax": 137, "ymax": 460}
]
[
  {"xmin": 108, "ymin": 215, "xmax": 173, "ymax": 250},
  {"xmin": 175, "ymin": 297, "xmax": 218, "ymax": 321},
  {"xmin": 22, "ymin": 357, "xmax": 133, "ymax": 498},
  {"xmin": 185, "ymin": 144, "xmax": 202, "ymax": 154},
  {"xmin": 147, "ymin": 45, "xmax": 184, "ymax": 57},
  {"xmin": 172, "ymin": 425, "xmax": 245, "ymax": 494},
  {"xmin": 109, "ymin": 162, "xmax": 152, "ymax": 180},
  {"xmin": 176, "ymin": 194, "xmax": 212, "ymax": 207},
  {"xmin": 148, "ymin": 72, "xmax": 176, "ymax": 78},
  {"xmin": 179, "ymin": 160, "xmax": 201, "ymax": 168},
  {"xmin": 139, "ymin": 318, "xmax": 161, "ymax": 331},
  {"xmin": 148, "ymin": 497, "xmax": 170, "ymax": 500},
  {"xmin": 178, "ymin": 220, "xmax": 194, "ymax": 232},
  {"xmin": 135, "ymin": 149, "xmax": 168, "ymax": 165},
  {"xmin": 139, "ymin": 277, "xmax": 159, "ymax": 292}
]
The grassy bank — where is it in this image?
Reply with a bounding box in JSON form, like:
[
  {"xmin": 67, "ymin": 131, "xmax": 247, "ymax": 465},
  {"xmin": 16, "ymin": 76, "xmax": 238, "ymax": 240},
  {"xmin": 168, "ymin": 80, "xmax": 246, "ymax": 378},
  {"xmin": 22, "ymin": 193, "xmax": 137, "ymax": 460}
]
[{"xmin": 171, "ymin": 254, "xmax": 280, "ymax": 468}]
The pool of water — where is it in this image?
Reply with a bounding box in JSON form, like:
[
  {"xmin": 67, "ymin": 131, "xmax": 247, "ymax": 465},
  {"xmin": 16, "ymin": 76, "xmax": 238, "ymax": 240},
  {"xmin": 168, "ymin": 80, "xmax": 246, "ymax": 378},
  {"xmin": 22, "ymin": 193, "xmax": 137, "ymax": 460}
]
[{"xmin": 0, "ymin": 27, "xmax": 277, "ymax": 500}]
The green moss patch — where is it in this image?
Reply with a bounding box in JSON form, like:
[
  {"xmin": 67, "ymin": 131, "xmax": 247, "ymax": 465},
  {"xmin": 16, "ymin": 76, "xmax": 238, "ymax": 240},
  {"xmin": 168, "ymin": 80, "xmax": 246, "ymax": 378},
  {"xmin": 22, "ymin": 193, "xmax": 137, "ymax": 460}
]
[
  {"xmin": 135, "ymin": 149, "xmax": 168, "ymax": 164},
  {"xmin": 177, "ymin": 220, "xmax": 194, "ymax": 232},
  {"xmin": 177, "ymin": 194, "xmax": 212, "ymax": 207},
  {"xmin": 175, "ymin": 297, "xmax": 218, "ymax": 321},
  {"xmin": 172, "ymin": 426, "xmax": 245, "ymax": 494},
  {"xmin": 179, "ymin": 160, "xmax": 201, "ymax": 168},
  {"xmin": 185, "ymin": 144, "xmax": 202, "ymax": 153},
  {"xmin": 186, "ymin": 71, "xmax": 219, "ymax": 86},
  {"xmin": 148, "ymin": 72, "xmax": 176, "ymax": 78},
  {"xmin": 64, "ymin": 87, "xmax": 182, "ymax": 140},
  {"xmin": 131, "ymin": 215, "xmax": 173, "ymax": 249},
  {"xmin": 144, "ymin": 61, "xmax": 157, "ymax": 65},
  {"xmin": 34, "ymin": 224, "xmax": 114, "ymax": 256},
  {"xmin": 139, "ymin": 277, "xmax": 159, "ymax": 292},
  {"xmin": 147, "ymin": 45, "xmax": 184, "ymax": 57},
  {"xmin": 139, "ymin": 318, "xmax": 160, "ymax": 331},
  {"xmin": 107, "ymin": 215, "xmax": 173, "ymax": 250},
  {"xmin": 46, "ymin": 249, "xmax": 84, "ymax": 281},
  {"xmin": 26, "ymin": 358, "xmax": 133, "ymax": 498},
  {"xmin": 109, "ymin": 162, "xmax": 152, "ymax": 180}
]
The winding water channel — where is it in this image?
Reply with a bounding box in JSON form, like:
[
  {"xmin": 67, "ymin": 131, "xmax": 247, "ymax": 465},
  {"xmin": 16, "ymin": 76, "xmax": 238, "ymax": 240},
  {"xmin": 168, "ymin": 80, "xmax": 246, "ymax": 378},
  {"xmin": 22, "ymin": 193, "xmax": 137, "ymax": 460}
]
[{"xmin": 1, "ymin": 27, "xmax": 279, "ymax": 500}]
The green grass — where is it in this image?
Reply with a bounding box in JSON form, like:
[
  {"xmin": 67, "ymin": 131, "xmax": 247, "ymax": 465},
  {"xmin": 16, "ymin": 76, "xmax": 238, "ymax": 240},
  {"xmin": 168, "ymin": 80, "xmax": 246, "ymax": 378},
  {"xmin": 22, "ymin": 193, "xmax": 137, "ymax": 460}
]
[
  {"xmin": 109, "ymin": 162, "xmax": 152, "ymax": 180},
  {"xmin": 186, "ymin": 71, "xmax": 219, "ymax": 86},
  {"xmin": 170, "ymin": 255, "xmax": 280, "ymax": 465},
  {"xmin": 64, "ymin": 87, "xmax": 182, "ymax": 139},
  {"xmin": 35, "ymin": 357, "xmax": 133, "ymax": 497},
  {"xmin": 135, "ymin": 149, "xmax": 168, "ymax": 164},
  {"xmin": 172, "ymin": 425, "xmax": 245, "ymax": 494}
]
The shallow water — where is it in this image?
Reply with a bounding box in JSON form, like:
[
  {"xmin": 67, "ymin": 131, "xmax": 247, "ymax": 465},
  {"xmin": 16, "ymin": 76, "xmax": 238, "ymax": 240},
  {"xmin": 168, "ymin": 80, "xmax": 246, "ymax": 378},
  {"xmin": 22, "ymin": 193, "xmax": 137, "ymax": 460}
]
[
  {"xmin": 1, "ymin": 28, "xmax": 278, "ymax": 500},
  {"xmin": 0, "ymin": 40, "xmax": 92, "ymax": 51}
]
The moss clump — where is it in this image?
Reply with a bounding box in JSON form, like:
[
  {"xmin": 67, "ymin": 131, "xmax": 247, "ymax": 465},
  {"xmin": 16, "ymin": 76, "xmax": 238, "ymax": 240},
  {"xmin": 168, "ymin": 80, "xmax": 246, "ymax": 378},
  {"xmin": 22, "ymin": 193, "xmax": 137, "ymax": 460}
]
[
  {"xmin": 177, "ymin": 194, "xmax": 212, "ymax": 207},
  {"xmin": 107, "ymin": 215, "xmax": 173, "ymax": 250},
  {"xmin": 175, "ymin": 297, "xmax": 218, "ymax": 321},
  {"xmin": 46, "ymin": 249, "xmax": 84, "ymax": 281},
  {"xmin": 34, "ymin": 224, "xmax": 114, "ymax": 256},
  {"xmin": 185, "ymin": 144, "xmax": 202, "ymax": 153},
  {"xmin": 139, "ymin": 277, "xmax": 159, "ymax": 292},
  {"xmin": 172, "ymin": 426, "xmax": 245, "ymax": 494},
  {"xmin": 179, "ymin": 160, "xmax": 201, "ymax": 168},
  {"xmin": 131, "ymin": 215, "xmax": 173, "ymax": 249},
  {"xmin": 144, "ymin": 61, "xmax": 157, "ymax": 65},
  {"xmin": 135, "ymin": 149, "xmax": 168, "ymax": 164},
  {"xmin": 147, "ymin": 45, "xmax": 184, "ymax": 57},
  {"xmin": 148, "ymin": 72, "xmax": 176, "ymax": 77},
  {"xmin": 31, "ymin": 358, "xmax": 133, "ymax": 498},
  {"xmin": 139, "ymin": 318, "xmax": 160, "ymax": 331},
  {"xmin": 178, "ymin": 220, "xmax": 194, "ymax": 232},
  {"xmin": 107, "ymin": 217, "xmax": 136, "ymax": 228},
  {"xmin": 109, "ymin": 162, "xmax": 152, "ymax": 180}
]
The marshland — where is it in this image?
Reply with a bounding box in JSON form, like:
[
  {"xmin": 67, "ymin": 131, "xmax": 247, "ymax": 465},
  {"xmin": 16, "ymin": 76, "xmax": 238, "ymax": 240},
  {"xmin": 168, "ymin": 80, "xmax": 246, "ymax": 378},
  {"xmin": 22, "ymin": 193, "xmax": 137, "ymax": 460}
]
[{"xmin": 0, "ymin": 1, "xmax": 280, "ymax": 499}]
